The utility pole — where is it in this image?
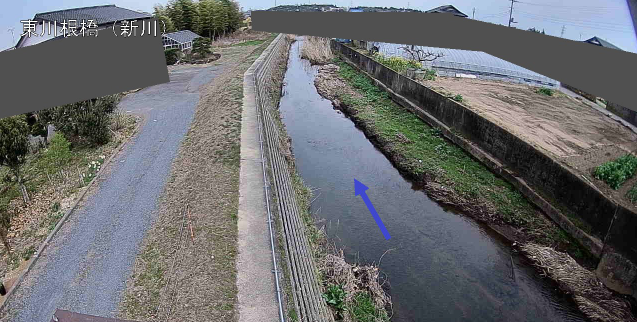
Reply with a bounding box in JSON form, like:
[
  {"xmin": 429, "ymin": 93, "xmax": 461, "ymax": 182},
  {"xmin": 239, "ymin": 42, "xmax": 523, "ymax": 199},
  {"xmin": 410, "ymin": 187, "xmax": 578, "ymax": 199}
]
[
  {"xmin": 472, "ymin": 8, "xmax": 475, "ymax": 19},
  {"xmin": 508, "ymin": 0, "xmax": 517, "ymax": 27},
  {"xmin": 560, "ymin": 25, "xmax": 566, "ymax": 37}
]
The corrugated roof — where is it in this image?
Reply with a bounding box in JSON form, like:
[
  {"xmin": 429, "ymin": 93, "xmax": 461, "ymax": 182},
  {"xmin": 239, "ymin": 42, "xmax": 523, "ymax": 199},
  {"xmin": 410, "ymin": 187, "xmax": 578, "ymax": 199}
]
[
  {"xmin": 584, "ymin": 36, "xmax": 622, "ymax": 51},
  {"xmin": 34, "ymin": 5, "xmax": 151, "ymax": 26},
  {"xmin": 163, "ymin": 30, "xmax": 201, "ymax": 44}
]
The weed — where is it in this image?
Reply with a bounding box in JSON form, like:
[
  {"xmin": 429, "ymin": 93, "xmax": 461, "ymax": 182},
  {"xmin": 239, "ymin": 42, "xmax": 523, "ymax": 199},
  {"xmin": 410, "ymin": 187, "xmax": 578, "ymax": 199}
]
[
  {"xmin": 350, "ymin": 292, "xmax": 389, "ymax": 322},
  {"xmin": 452, "ymin": 94, "xmax": 464, "ymax": 102},
  {"xmin": 536, "ymin": 87, "xmax": 554, "ymax": 96},
  {"xmin": 323, "ymin": 284, "xmax": 346, "ymax": 317},
  {"xmin": 423, "ymin": 69, "xmax": 437, "ymax": 81},
  {"xmin": 46, "ymin": 211, "xmax": 65, "ymax": 231},
  {"xmin": 372, "ymin": 53, "xmax": 421, "ymax": 73},
  {"xmin": 52, "ymin": 201, "xmax": 61, "ymax": 212},
  {"xmin": 288, "ymin": 308, "xmax": 298, "ymax": 322},
  {"xmin": 593, "ymin": 154, "xmax": 637, "ymax": 189}
]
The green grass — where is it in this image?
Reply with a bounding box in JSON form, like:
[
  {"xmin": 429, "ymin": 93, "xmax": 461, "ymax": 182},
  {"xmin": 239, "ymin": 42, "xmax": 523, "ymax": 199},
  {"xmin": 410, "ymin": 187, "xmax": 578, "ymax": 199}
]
[
  {"xmin": 536, "ymin": 87, "xmax": 554, "ymax": 96},
  {"xmin": 349, "ymin": 292, "xmax": 389, "ymax": 322},
  {"xmin": 232, "ymin": 39, "xmax": 266, "ymax": 47},
  {"xmin": 334, "ymin": 60, "xmax": 581, "ymax": 248},
  {"xmin": 593, "ymin": 154, "xmax": 637, "ymax": 190}
]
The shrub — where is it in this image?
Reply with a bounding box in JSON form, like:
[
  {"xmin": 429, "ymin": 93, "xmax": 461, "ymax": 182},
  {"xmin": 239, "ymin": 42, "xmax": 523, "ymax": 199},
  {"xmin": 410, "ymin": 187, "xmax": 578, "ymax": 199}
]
[
  {"xmin": 165, "ymin": 48, "xmax": 181, "ymax": 65},
  {"xmin": 537, "ymin": 87, "xmax": 554, "ymax": 96},
  {"xmin": 38, "ymin": 133, "xmax": 72, "ymax": 171},
  {"xmin": 192, "ymin": 37, "xmax": 212, "ymax": 58},
  {"xmin": 38, "ymin": 95, "xmax": 120, "ymax": 145},
  {"xmin": 373, "ymin": 53, "xmax": 421, "ymax": 73},
  {"xmin": 594, "ymin": 154, "xmax": 637, "ymax": 189}
]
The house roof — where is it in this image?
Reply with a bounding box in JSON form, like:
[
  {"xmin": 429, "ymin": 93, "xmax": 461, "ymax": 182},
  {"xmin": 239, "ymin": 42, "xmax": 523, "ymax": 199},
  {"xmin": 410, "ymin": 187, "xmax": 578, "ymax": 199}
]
[
  {"xmin": 163, "ymin": 30, "xmax": 201, "ymax": 44},
  {"xmin": 34, "ymin": 5, "xmax": 151, "ymax": 25},
  {"xmin": 584, "ymin": 36, "xmax": 622, "ymax": 50},
  {"xmin": 16, "ymin": 5, "xmax": 151, "ymax": 48},
  {"xmin": 425, "ymin": 5, "xmax": 468, "ymax": 17}
]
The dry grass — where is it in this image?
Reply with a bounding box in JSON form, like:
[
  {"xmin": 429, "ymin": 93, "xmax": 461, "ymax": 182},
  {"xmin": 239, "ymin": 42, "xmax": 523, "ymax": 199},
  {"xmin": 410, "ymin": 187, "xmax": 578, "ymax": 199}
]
[
  {"xmin": 521, "ymin": 244, "xmax": 636, "ymax": 322},
  {"xmin": 118, "ymin": 36, "xmax": 277, "ymax": 322},
  {"xmin": 301, "ymin": 36, "xmax": 335, "ymax": 65}
]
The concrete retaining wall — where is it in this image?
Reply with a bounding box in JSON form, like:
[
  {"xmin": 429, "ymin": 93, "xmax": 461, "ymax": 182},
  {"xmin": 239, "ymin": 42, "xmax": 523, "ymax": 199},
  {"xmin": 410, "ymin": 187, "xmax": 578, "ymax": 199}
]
[
  {"xmin": 331, "ymin": 40, "xmax": 637, "ymax": 299},
  {"xmin": 607, "ymin": 101, "xmax": 637, "ymax": 127}
]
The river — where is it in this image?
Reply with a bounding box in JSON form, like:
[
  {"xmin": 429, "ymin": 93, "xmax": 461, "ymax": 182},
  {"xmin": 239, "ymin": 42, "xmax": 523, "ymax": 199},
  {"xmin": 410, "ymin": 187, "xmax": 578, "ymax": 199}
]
[{"xmin": 278, "ymin": 37, "xmax": 586, "ymax": 322}]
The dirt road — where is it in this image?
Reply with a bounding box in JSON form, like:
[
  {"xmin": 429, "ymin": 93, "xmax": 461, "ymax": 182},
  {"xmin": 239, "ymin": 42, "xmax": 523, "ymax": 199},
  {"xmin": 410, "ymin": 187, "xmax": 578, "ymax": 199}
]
[{"xmin": 0, "ymin": 56, "xmax": 225, "ymax": 322}]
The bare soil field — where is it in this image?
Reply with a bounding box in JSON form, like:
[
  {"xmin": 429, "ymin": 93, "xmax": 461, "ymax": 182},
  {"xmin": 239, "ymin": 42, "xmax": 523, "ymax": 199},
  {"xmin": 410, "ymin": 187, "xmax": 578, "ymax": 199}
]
[{"xmin": 420, "ymin": 76, "xmax": 637, "ymax": 207}]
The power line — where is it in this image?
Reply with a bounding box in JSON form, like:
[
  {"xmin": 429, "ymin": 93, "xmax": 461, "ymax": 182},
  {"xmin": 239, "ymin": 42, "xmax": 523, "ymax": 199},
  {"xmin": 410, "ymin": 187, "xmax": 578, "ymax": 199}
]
[
  {"xmin": 515, "ymin": 10, "xmax": 633, "ymax": 28},
  {"xmin": 516, "ymin": 1, "xmax": 624, "ymax": 10},
  {"xmin": 515, "ymin": 11, "xmax": 634, "ymax": 31},
  {"xmin": 516, "ymin": 13, "xmax": 635, "ymax": 33}
]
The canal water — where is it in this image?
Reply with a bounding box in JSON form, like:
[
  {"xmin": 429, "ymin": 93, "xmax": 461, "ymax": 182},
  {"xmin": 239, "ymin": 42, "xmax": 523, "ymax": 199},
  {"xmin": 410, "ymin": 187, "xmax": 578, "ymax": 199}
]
[{"xmin": 278, "ymin": 38, "xmax": 586, "ymax": 322}]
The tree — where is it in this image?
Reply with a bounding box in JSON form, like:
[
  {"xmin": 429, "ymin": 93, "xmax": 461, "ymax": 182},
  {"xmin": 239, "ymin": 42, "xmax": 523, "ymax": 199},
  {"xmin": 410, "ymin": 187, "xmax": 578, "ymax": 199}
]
[
  {"xmin": 0, "ymin": 115, "xmax": 31, "ymax": 210},
  {"xmin": 154, "ymin": 5, "xmax": 176, "ymax": 33},
  {"xmin": 399, "ymin": 45, "xmax": 444, "ymax": 63},
  {"xmin": 212, "ymin": 0, "xmax": 229, "ymax": 38},
  {"xmin": 176, "ymin": 0, "xmax": 199, "ymax": 32},
  {"xmin": 192, "ymin": 37, "xmax": 212, "ymax": 57},
  {"xmin": 197, "ymin": 0, "xmax": 214, "ymax": 37},
  {"xmin": 528, "ymin": 27, "xmax": 546, "ymax": 34}
]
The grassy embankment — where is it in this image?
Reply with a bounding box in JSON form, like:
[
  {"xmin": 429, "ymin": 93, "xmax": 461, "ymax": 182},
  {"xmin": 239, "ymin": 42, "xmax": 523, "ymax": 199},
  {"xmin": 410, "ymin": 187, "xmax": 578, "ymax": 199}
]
[
  {"xmin": 119, "ymin": 33, "xmax": 279, "ymax": 322},
  {"xmin": 330, "ymin": 59, "xmax": 593, "ymax": 262}
]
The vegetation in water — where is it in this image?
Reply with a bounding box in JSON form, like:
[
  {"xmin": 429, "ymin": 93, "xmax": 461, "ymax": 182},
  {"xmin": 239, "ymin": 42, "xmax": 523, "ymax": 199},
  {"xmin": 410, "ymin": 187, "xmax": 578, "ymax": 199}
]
[{"xmin": 593, "ymin": 154, "xmax": 637, "ymax": 189}]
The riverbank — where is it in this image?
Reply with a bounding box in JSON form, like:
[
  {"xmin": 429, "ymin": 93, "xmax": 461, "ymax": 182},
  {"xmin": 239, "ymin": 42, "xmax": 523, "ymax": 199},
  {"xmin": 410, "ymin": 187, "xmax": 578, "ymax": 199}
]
[
  {"xmin": 269, "ymin": 37, "xmax": 392, "ymax": 322},
  {"xmin": 314, "ymin": 61, "xmax": 636, "ymax": 322}
]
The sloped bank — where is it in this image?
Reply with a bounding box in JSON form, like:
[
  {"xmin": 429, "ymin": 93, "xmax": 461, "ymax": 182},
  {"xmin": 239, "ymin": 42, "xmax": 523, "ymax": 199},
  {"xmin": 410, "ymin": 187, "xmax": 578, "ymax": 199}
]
[
  {"xmin": 330, "ymin": 41, "xmax": 637, "ymax": 305},
  {"xmin": 314, "ymin": 61, "xmax": 636, "ymax": 322},
  {"xmin": 244, "ymin": 34, "xmax": 390, "ymax": 322}
]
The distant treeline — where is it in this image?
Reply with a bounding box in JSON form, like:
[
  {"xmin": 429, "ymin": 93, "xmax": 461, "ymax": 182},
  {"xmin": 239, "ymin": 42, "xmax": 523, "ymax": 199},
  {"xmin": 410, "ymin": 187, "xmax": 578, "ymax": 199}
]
[{"xmin": 154, "ymin": 0, "xmax": 244, "ymax": 38}]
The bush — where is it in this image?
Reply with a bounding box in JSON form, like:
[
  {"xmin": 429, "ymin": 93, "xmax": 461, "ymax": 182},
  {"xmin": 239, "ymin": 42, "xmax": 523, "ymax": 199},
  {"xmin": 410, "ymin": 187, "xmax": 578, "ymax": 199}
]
[
  {"xmin": 38, "ymin": 95, "xmax": 120, "ymax": 145},
  {"xmin": 372, "ymin": 53, "xmax": 421, "ymax": 73},
  {"xmin": 594, "ymin": 154, "xmax": 637, "ymax": 189},
  {"xmin": 452, "ymin": 94, "xmax": 464, "ymax": 102},
  {"xmin": 38, "ymin": 133, "xmax": 72, "ymax": 171},
  {"xmin": 165, "ymin": 48, "xmax": 181, "ymax": 65},
  {"xmin": 192, "ymin": 37, "xmax": 212, "ymax": 58}
]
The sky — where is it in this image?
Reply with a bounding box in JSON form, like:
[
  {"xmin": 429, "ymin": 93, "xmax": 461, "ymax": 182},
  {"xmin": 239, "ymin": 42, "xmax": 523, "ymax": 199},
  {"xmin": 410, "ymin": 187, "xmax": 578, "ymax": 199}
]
[{"xmin": 1, "ymin": 0, "xmax": 636, "ymax": 53}]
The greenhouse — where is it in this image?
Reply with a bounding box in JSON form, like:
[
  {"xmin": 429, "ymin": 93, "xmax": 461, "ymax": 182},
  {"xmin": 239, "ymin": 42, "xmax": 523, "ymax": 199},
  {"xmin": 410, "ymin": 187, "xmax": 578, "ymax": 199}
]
[{"xmin": 367, "ymin": 42, "xmax": 559, "ymax": 88}]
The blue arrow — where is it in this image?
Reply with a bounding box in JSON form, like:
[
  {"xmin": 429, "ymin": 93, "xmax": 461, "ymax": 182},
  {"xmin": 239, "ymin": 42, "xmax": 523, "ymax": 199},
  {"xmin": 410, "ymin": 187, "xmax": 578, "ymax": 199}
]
[{"xmin": 354, "ymin": 179, "xmax": 391, "ymax": 240}]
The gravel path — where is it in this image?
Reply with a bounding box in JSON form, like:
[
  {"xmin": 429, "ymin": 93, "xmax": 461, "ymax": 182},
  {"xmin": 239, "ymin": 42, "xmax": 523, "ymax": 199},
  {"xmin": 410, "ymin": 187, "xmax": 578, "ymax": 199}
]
[{"xmin": 0, "ymin": 63, "xmax": 225, "ymax": 322}]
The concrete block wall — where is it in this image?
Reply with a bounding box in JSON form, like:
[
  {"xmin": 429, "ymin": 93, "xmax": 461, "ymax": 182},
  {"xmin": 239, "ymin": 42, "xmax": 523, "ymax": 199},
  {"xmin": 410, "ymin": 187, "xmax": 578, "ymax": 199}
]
[{"xmin": 332, "ymin": 40, "xmax": 637, "ymax": 299}]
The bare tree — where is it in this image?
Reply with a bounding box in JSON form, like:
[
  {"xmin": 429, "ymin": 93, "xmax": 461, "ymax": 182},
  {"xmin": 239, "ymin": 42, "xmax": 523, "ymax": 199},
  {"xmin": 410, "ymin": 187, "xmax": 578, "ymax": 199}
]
[{"xmin": 399, "ymin": 45, "xmax": 444, "ymax": 63}]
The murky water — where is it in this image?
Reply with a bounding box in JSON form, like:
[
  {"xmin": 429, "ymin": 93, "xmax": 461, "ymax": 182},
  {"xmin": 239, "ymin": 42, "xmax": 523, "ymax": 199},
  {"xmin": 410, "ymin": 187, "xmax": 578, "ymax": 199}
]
[{"xmin": 279, "ymin": 38, "xmax": 587, "ymax": 322}]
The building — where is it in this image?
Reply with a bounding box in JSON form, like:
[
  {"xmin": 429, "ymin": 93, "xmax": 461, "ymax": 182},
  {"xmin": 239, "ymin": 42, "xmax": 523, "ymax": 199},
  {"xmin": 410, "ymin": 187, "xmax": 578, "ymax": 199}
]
[
  {"xmin": 583, "ymin": 36, "xmax": 622, "ymax": 50},
  {"xmin": 424, "ymin": 5, "xmax": 468, "ymax": 17},
  {"xmin": 15, "ymin": 5, "xmax": 152, "ymax": 49},
  {"xmin": 162, "ymin": 30, "xmax": 201, "ymax": 51}
]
